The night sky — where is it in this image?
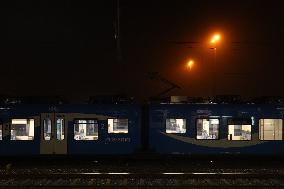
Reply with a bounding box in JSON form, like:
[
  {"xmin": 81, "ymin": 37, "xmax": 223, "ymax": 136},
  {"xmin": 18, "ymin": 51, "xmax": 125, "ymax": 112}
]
[{"xmin": 0, "ymin": 0, "xmax": 283, "ymax": 102}]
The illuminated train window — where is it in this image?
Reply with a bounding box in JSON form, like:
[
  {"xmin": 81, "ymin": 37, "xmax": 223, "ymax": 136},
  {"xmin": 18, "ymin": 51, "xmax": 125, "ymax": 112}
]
[
  {"xmin": 10, "ymin": 119, "xmax": 34, "ymax": 140},
  {"xmin": 43, "ymin": 119, "xmax": 52, "ymax": 140},
  {"xmin": 166, "ymin": 119, "xmax": 186, "ymax": 133},
  {"xmin": 108, "ymin": 119, "xmax": 128, "ymax": 133},
  {"xmin": 74, "ymin": 120, "xmax": 98, "ymax": 140},
  {"xmin": 196, "ymin": 119, "xmax": 219, "ymax": 139},
  {"xmin": 0, "ymin": 123, "xmax": 2, "ymax": 140},
  {"xmin": 56, "ymin": 118, "xmax": 64, "ymax": 140},
  {"xmin": 228, "ymin": 119, "xmax": 251, "ymax": 141},
  {"xmin": 259, "ymin": 119, "xmax": 282, "ymax": 140}
]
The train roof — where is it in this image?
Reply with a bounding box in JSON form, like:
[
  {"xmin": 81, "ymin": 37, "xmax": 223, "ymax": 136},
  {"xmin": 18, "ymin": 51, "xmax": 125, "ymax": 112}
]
[
  {"xmin": 1, "ymin": 95, "xmax": 284, "ymax": 105},
  {"xmin": 0, "ymin": 95, "xmax": 67, "ymax": 105},
  {"xmin": 0, "ymin": 95, "xmax": 135, "ymax": 105},
  {"xmin": 149, "ymin": 95, "xmax": 284, "ymax": 105}
]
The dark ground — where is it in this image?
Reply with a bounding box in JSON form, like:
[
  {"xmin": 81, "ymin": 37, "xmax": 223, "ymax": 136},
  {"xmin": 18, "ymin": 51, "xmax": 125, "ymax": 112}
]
[{"xmin": 1, "ymin": 155, "xmax": 284, "ymax": 188}]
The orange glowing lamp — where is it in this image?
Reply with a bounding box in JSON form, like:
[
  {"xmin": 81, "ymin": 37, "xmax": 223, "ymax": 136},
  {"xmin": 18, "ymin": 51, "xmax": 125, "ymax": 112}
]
[
  {"xmin": 210, "ymin": 34, "xmax": 221, "ymax": 44},
  {"xmin": 187, "ymin": 60, "xmax": 194, "ymax": 70}
]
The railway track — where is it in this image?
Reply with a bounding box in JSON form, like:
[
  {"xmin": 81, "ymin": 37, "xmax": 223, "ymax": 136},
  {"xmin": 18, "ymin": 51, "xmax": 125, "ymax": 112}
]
[
  {"xmin": 0, "ymin": 172, "xmax": 284, "ymax": 188},
  {"xmin": 1, "ymin": 172, "xmax": 284, "ymax": 179},
  {"xmin": 1, "ymin": 158, "xmax": 284, "ymax": 188}
]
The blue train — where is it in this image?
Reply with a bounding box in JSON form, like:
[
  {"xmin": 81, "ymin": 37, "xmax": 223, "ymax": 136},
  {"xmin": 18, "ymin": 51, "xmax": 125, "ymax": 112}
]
[
  {"xmin": 0, "ymin": 96, "xmax": 284, "ymax": 156},
  {"xmin": 0, "ymin": 100, "xmax": 141, "ymax": 155},
  {"xmin": 149, "ymin": 103, "xmax": 284, "ymax": 155}
]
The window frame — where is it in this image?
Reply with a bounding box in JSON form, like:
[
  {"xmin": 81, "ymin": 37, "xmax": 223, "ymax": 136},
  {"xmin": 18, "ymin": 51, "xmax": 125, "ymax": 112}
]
[
  {"xmin": 107, "ymin": 118, "xmax": 129, "ymax": 134},
  {"xmin": 165, "ymin": 118, "xmax": 187, "ymax": 134},
  {"xmin": 10, "ymin": 118, "xmax": 35, "ymax": 141},
  {"xmin": 73, "ymin": 118, "xmax": 99, "ymax": 141},
  {"xmin": 258, "ymin": 118, "xmax": 283, "ymax": 141},
  {"xmin": 227, "ymin": 118, "xmax": 252, "ymax": 141},
  {"xmin": 195, "ymin": 118, "xmax": 220, "ymax": 140}
]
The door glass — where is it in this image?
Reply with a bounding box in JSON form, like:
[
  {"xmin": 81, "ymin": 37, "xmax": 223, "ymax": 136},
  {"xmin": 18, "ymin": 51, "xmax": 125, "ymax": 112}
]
[
  {"xmin": 56, "ymin": 118, "xmax": 64, "ymax": 140},
  {"xmin": 0, "ymin": 124, "xmax": 2, "ymax": 140},
  {"xmin": 43, "ymin": 119, "xmax": 52, "ymax": 140}
]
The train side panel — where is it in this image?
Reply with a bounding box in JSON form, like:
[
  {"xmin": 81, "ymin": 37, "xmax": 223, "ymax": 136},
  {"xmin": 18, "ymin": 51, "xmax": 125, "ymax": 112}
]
[
  {"xmin": 149, "ymin": 104, "xmax": 284, "ymax": 155},
  {"xmin": 0, "ymin": 105, "xmax": 49, "ymax": 155},
  {"xmin": 0, "ymin": 104, "xmax": 141, "ymax": 156},
  {"xmin": 66, "ymin": 104, "xmax": 141, "ymax": 155}
]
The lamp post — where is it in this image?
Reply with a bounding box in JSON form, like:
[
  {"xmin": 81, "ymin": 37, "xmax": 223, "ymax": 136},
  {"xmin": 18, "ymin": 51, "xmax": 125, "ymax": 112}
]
[{"xmin": 210, "ymin": 34, "xmax": 221, "ymax": 96}]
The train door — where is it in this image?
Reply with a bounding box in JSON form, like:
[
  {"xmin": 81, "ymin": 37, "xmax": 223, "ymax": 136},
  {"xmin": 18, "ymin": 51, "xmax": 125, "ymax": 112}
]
[{"xmin": 40, "ymin": 113, "xmax": 67, "ymax": 154}]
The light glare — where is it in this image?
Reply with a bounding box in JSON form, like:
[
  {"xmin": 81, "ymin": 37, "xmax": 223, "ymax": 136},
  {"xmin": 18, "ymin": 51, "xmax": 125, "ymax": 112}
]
[
  {"xmin": 213, "ymin": 34, "xmax": 220, "ymax": 41},
  {"xmin": 187, "ymin": 60, "xmax": 194, "ymax": 70},
  {"xmin": 210, "ymin": 34, "xmax": 221, "ymax": 44}
]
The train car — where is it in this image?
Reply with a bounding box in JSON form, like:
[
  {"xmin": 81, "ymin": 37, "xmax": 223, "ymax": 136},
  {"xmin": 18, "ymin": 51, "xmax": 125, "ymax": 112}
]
[
  {"xmin": 149, "ymin": 100, "xmax": 284, "ymax": 155},
  {"xmin": 0, "ymin": 101, "xmax": 141, "ymax": 156}
]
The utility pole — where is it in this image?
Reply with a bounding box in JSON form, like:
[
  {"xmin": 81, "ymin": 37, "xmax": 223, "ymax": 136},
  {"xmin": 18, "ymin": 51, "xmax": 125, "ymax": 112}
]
[
  {"xmin": 115, "ymin": 0, "xmax": 122, "ymax": 62},
  {"xmin": 114, "ymin": 0, "xmax": 125, "ymax": 94}
]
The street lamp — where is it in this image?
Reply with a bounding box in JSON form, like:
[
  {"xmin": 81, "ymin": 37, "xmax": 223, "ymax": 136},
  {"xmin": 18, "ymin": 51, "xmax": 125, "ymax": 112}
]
[
  {"xmin": 211, "ymin": 34, "xmax": 221, "ymax": 44},
  {"xmin": 187, "ymin": 60, "xmax": 194, "ymax": 70},
  {"xmin": 210, "ymin": 34, "xmax": 221, "ymax": 96}
]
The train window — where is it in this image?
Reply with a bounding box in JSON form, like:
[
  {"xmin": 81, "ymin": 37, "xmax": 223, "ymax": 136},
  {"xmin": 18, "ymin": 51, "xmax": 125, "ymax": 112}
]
[
  {"xmin": 0, "ymin": 124, "xmax": 2, "ymax": 140},
  {"xmin": 74, "ymin": 120, "xmax": 98, "ymax": 140},
  {"xmin": 227, "ymin": 119, "xmax": 251, "ymax": 140},
  {"xmin": 56, "ymin": 118, "xmax": 64, "ymax": 140},
  {"xmin": 166, "ymin": 119, "xmax": 186, "ymax": 133},
  {"xmin": 196, "ymin": 119, "xmax": 219, "ymax": 139},
  {"xmin": 10, "ymin": 119, "xmax": 34, "ymax": 140},
  {"xmin": 43, "ymin": 119, "xmax": 52, "ymax": 140},
  {"xmin": 259, "ymin": 119, "xmax": 282, "ymax": 140},
  {"xmin": 108, "ymin": 119, "xmax": 128, "ymax": 133}
]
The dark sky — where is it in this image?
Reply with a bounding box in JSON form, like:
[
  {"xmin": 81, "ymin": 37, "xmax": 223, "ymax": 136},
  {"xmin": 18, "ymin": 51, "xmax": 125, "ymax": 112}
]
[{"xmin": 0, "ymin": 0, "xmax": 283, "ymax": 102}]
